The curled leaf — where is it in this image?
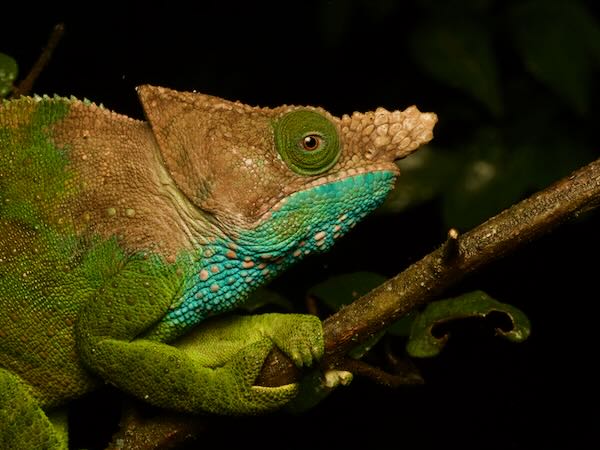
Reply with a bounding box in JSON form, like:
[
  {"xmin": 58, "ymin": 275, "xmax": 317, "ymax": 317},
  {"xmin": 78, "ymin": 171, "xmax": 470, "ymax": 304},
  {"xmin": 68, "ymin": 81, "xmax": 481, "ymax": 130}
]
[
  {"xmin": 242, "ymin": 287, "xmax": 294, "ymax": 312},
  {"xmin": 508, "ymin": 0, "xmax": 600, "ymax": 115},
  {"xmin": 309, "ymin": 271, "xmax": 387, "ymax": 312},
  {"xmin": 407, "ymin": 290, "xmax": 530, "ymax": 358},
  {"xmin": 409, "ymin": 18, "xmax": 502, "ymax": 116},
  {"xmin": 382, "ymin": 146, "xmax": 458, "ymax": 214}
]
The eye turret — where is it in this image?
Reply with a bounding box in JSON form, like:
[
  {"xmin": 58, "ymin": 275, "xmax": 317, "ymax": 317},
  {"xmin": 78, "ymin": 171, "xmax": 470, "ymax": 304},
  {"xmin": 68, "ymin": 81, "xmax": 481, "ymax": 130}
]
[{"xmin": 273, "ymin": 109, "xmax": 340, "ymax": 176}]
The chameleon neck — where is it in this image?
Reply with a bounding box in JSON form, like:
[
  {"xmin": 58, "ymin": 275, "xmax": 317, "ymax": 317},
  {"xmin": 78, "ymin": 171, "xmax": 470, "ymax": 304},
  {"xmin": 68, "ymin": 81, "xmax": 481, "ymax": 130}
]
[{"xmin": 147, "ymin": 170, "xmax": 397, "ymax": 342}]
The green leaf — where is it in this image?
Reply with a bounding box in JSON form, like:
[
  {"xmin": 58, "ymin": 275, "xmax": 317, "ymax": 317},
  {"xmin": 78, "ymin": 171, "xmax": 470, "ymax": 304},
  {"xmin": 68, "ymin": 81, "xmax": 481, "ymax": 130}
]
[
  {"xmin": 407, "ymin": 291, "xmax": 531, "ymax": 358},
  {"xmin": 409, "ymin": 18, "xmax": 502, "ymax": 116},
  {"xmin": 309, "ymin": 272, "xmax": 389, "ymax": 358},
  {"xmin": 317, "ymin": 0, "xmax": 353, "ymax": 47},
  {"xmin": 308, "ymin": 271, "xmax": 387, "ymax": 311},
  {"xmin": 0, "ymin": 53, "xmax": 18, "ymax": 98},
  {"xmin": 386, "ymin": 310, "xmax": 418, "ymax": 337},
  {"xmin": 381, "ymin": 146, "xmax": 458, "ymax": 214},
  {"xmin": 508, "ymin": 0, "xmax": 600, "ymax": 115},
  {"xmin": 241, "ymin": 287, "xmax": 294, "ymax": 312},
  {"xmin": 348, "ymin": 330, "xmax": 386, "ymax": 359},
  {"xmin": 441, "ymin": 127, "xmax": 535, "ymax": 230},
  {"xmin": 521, "ymin": 124, "xmax": 593, "ymax": 192}
]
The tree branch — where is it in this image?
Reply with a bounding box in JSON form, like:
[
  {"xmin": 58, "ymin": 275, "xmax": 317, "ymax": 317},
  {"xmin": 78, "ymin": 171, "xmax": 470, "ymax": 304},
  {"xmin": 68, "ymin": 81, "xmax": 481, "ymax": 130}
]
[{"xmin": 257, "ymin": 156, "xmax": 600, "ymax": 385}]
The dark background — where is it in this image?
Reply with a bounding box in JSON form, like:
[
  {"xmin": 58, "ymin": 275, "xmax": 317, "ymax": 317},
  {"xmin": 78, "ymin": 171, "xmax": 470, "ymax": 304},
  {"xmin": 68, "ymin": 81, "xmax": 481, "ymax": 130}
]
[{"xmin": 1, "ymin": 1, "xmax": 598, "ymax": 448}]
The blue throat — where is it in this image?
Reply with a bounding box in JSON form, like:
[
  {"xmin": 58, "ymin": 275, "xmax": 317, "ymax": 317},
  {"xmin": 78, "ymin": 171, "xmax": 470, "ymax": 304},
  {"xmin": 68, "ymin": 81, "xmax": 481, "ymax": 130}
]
[{"xmin": 160, "ymin": 170, "xmax": 397, "ymax": 337}]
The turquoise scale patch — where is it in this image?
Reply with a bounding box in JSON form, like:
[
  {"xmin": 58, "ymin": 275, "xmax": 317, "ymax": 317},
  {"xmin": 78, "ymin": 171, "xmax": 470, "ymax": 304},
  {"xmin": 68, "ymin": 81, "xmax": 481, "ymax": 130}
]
[{"xmin": 161, "ymin": 170, "xmax": 397, "ymax": 334}]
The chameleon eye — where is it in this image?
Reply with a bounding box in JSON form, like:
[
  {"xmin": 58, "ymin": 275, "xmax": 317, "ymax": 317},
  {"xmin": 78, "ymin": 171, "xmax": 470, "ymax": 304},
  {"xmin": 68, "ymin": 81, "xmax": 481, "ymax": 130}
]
[
  {"xmin": 273, "ymin": 109, "xmax": 340, "ymax": 176},
  {"xmin": 302, "ymin": 135, "xmax": 322, "ymax": 151}
]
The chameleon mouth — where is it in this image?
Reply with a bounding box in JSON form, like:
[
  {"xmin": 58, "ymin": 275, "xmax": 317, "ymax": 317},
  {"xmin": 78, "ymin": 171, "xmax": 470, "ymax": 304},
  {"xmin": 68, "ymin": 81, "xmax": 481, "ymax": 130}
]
[
  {"xmin": 254, "ymin": 165, "xmax": 399, "ymax": 226},
  {"xmin": 297, "ymin": 163, "xmax": 400, "ymax": 192},
  {"xmin": 231, "ymin": 169, "xmax": 398, "ymax": 274},
  {"xmin": 255, "ymin": 162, "xmax": 400, "ymax": 226}
]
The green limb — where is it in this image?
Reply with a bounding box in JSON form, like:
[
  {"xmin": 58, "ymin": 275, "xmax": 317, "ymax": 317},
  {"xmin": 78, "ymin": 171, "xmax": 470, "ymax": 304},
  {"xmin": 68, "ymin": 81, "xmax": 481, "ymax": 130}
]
[
  {"xmin": 0, "ymin": 368, "xmax": 67, "ymax": 450},
  {"xmin": 79, "ymin": 280, "xmax": 323, "ymax": 414},
  {"xmin": 174, "ymin": 313, "xmax": 323, "ymax": 368},
  {"xmin": 75, "ymin": 253, "xmax": 324, "ymax": 414},
  {"xmin": 173, "ymin": 313, "xmax": 325, "ymax": 413},
  {"xmin": 87, "ymin": 335, "xmax": 298, "ymax": 414}
]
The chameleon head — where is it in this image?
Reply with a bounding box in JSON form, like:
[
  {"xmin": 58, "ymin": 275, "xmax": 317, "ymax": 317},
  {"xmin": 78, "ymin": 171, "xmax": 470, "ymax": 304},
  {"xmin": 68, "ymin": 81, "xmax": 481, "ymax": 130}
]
[
  {"xmin": 136, "ymin": 85, "xmax": 436, "ymax": 328},
  {"xmin": 137, "ymin": 85, "xmax": 437, "ymax": 262}
]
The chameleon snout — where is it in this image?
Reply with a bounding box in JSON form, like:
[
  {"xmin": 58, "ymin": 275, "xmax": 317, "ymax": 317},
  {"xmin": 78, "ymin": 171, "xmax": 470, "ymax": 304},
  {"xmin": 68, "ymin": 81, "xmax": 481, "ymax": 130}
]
[{"xmin": 340, "ymin": 106, "xmax": 437, "ymax": 164}]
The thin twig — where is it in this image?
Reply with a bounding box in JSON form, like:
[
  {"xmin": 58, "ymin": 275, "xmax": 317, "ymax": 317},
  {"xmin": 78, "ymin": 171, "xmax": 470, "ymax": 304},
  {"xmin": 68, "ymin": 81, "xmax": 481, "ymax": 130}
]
[
  {"xmin": 441, "ymin": 227, "xmax": 460, "ymax": 262},
  {"xmin": 338, "ymin": 357, "xmax": 424, "ymax": 387},
  {"xmin": 106, "ymin": 403, "xmax": 209, "ymax": 450},
  {"xmin": 10, "ymin": 23, "xmax": 64, "ymax": 98}
]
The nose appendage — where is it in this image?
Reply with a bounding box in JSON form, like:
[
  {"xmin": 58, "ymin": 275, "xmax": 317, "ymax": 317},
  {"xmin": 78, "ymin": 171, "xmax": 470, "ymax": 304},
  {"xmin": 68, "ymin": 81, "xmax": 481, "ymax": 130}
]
[{"xmin": 340, "ymin": 106, "xmax": 437, "ymax": 162}]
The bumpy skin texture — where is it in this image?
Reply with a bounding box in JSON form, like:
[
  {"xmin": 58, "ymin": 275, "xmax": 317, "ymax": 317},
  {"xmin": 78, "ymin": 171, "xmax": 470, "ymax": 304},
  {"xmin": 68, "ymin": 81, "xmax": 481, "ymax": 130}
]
[{"xmin": 0, "ymin": 86, "xmax": 436, "ymax": 448}]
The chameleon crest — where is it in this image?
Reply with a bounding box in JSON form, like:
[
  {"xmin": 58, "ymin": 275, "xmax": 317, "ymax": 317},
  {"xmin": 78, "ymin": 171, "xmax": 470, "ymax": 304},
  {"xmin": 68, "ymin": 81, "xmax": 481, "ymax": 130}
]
[{"xmin": 0, "ymin": 86, "xmax": 436, "ymax": 448}]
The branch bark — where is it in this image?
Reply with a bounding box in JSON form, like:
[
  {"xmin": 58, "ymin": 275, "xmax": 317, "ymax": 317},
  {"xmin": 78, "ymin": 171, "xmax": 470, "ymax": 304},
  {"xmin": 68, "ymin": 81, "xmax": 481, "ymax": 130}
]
[{"xmin": 257, "ymin": 156, "xmax": 600, "ymax": 385}]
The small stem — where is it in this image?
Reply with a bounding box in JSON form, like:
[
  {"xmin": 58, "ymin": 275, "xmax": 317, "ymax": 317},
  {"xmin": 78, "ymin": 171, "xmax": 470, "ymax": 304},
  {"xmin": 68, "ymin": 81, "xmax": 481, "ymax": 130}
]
[
  {"xmin": 339, "ymin": 357, "xmax": 424, "ymax": 387},
  {"xmin": 442, "ymin": 227, "xmax": 460, "ymax": 262},
  {"xmin": 11, "ymin": 23, "xmax": 65, "ymax": 98}
]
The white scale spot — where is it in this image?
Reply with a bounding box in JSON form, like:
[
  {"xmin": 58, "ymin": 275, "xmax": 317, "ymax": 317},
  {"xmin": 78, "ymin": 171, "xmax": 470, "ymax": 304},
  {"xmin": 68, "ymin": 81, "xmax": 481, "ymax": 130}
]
[{"xmin": 314, "ymin": 231, "xmax": 326, "ymax": 241}]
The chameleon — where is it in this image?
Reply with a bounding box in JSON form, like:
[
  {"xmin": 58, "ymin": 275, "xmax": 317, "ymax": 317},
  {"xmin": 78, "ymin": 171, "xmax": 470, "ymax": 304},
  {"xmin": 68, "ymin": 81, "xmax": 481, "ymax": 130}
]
[{"xmin": 0, "ymin": 85, "xmax": 436, "ymax": 448}]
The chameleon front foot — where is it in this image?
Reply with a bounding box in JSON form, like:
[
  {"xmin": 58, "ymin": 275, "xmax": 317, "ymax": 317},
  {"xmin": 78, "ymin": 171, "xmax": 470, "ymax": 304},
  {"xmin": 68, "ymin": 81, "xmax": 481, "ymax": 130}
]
[
  {"xmin": 192, "ymin": 337, "xmax": 299, "ymax": 415},
  {"xmin": 252, "ymin": 313, "xmax": 324, "ymax": 368},
  {"xmin": 172, "ymin": 313, "xmax": 325, "ymax": 414}
]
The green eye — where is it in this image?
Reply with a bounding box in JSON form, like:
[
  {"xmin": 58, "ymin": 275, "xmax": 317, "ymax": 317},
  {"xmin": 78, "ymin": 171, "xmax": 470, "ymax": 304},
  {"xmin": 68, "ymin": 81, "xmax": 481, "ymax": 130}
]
[{"xmin": 273, "ymin": 109, "xmax": 340, "ymax": 175}]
